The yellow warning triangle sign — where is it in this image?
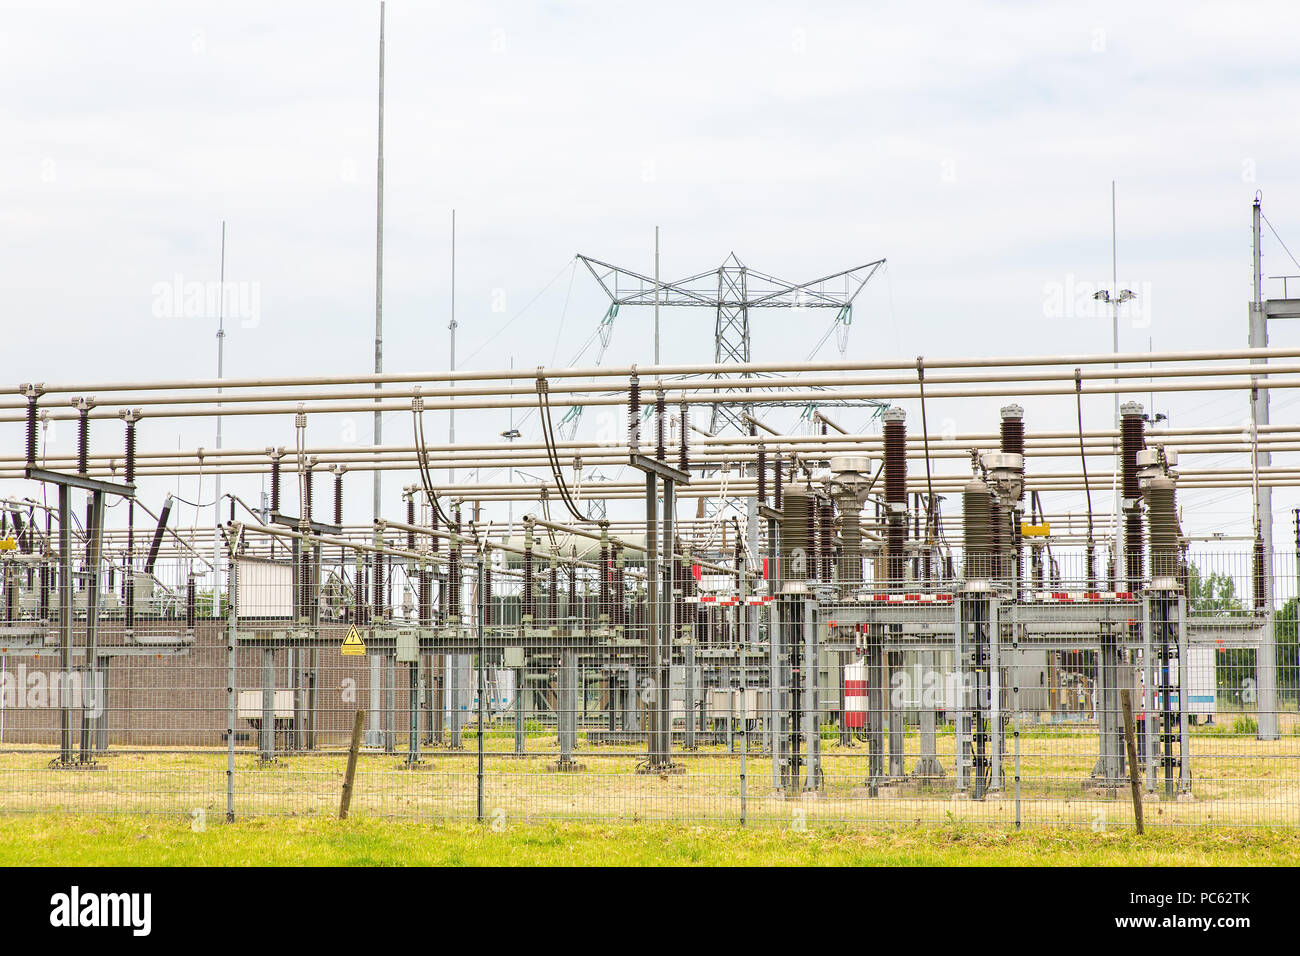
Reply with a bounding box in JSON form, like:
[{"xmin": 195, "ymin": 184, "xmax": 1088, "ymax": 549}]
[{"xmin": 340, "ymin": 624, "xmax": 367, "ymax": 656}]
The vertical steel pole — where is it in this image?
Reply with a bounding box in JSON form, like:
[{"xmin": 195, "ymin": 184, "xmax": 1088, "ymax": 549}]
[
  {"xmin": 1012, "ymin": 608, "xmax": 1021, "ymax": 828},
  {"xmin": 1251, "ymin": 197, "xmax": 1279, "ymax": 739},
  {"xmin": 1142, "ymin": 597, "xmax": 1156, "ymax": 792},
  {"xmin": 226, "ymin": 546, "xmax": 237, "ymax": 822},
  {"xmin": 58, "ymin": 485, "xmax": 72, "ymax": 765},
  {"xmin": 653, "ymin": 225, "xmax": 660, "ymax": 366},
  {"xmin": 990, "ymin": 598, "xmax": 1002, "ymax": 791},
  {"xmin": 739, "ymin": 674, "xmax": 748, "ymax": 826},
  {"xmin": 953, "ymin": 596, "xmax": 966, "ymax": 793},
  {"xmin": 81, "ymin": 489, "xmax": 104, "ymax": 762},
  {"xmin": 802, "ymin": 598, "xmax": 818, "ymax": 791},
  {"xmin": 368, "ymin": 0, "xmax": 387, "ymax": 749},
  {"xmin": 260, "ymin": 647, "xmax": 274, "ymax": 762},
  {"xmin": 1177, "ymin": 592, "xmax": 1192, "ymax": 791},
  {"xmin": 372, "ymin": 0, "xmax": 384, "ymax": 519},
  {"xmin": 476, "ymin": 554, "xmax": 485, "ymax": 822},
  {"xmin": 214, "ymin": 220, "xmax": 225, "ymax": 619},
  {"xmin": 645, "ymin": 471, "xmax": 659, "ymax": 767},
  {"xmin": 661, "ymin": 477, "xmax": 675, "ymax": 764}
]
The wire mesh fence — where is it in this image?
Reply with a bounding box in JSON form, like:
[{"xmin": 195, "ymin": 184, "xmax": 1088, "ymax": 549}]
[{"xmin": 1, "ymin": 535, "xmax": 1297, "ymax": 830}]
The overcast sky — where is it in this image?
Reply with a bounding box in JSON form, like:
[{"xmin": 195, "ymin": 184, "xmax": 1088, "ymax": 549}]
[{"xmin": 3, "ymin": 1, "xmax": 1298, "ymax": 581}]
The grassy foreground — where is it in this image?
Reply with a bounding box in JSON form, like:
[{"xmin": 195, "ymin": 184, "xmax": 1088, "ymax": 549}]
[{"xmin": 1, "ymin": 814, "xmax": 1299, "ymax": 865}]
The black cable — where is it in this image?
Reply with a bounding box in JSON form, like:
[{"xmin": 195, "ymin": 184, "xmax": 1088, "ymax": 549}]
[
  {"xmin": 412, "ymin": 405, "xmax": 453, "ymax": 528},
  {"xmin": 536, "ymin": 378, "xmax": 594, "ymax": 523}
]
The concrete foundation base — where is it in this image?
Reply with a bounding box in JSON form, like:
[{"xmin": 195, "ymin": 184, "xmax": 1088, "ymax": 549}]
[
  {"xmin": 546, "ymin": 759, "xmax": 586, "ymax": 773},
  {"xmin": 634, "ymin": 762, "xmax": 686, "ymax": 776}
]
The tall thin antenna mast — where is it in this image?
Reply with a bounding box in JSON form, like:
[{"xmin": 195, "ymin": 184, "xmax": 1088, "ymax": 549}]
[
  {"xmin": 372, "ymin": 0, "xmax": 385, "ymax": 524},
  {"xmin": 449, "ymin": 209, "xmax": 457, "ymax": 487},
  {"xmin": 214, "ymin": 220, "xmax": 225, "ymax": 615},
  {"xmin": 1111, "ymin": 180, "xmax": 1122, "ymax": 574},
  {"xmin": 366, "ymin": 0, "xmax": 387, "ymax": 751},
  {"xmin": 654, "ymin": 225, "xmax": 660, "ymax": 366}
]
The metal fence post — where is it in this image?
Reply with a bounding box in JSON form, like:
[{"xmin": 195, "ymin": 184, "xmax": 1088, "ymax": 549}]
[
  {"xmin": 226, "ymin": 531, "xmax": 238, "ymax": 823},
  {"xmin": 476, "ymin": 552, "xmax": 485, "ymax": 824},
  {"xmin": 1012, "ymin": 606, "xmax": 1021, "ymax": 829},
  {"xmin": 739, "ymin": 679, "xmax": 748, "ymax": 826}
]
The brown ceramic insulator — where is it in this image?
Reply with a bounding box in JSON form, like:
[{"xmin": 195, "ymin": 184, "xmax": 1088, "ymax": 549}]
[
  {"xmin": 781, "ymin": 486, "xmax": 811, "ymax": 580},
  {"xmin": 1121, "ymin": 409, "xmax": 1146, "ymax": 500},
  {"xmin": 1125, "ymin": 511, "xmax": 1145, "ymax": 586},
  {"xmin": 1145, "ymin": 477, "xmax": 1179, "ymax": 580},
  {"xmin": 883, "ymin": 420, "xmax": 906, "ymax": 505},
  {"xmin": 963, "ymin": 478, "xmax": 993, "ymax": 579}
]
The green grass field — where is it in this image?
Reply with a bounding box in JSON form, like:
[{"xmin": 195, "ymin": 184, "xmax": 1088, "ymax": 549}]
[
  {"xmin": 3, "ymin": 727, "xmax": 1297, "ymax": 828},
  {"xmin": 2, "ymin": 813, "xmax": 1299, "ymax": 866}
]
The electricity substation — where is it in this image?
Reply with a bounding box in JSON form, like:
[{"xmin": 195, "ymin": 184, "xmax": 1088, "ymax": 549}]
[{"xmin": 2, "ymin": 206, "xmax": 1298, "ymax": 828}]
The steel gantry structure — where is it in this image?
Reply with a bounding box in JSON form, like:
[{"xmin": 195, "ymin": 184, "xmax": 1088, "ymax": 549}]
[{"xmin": 576, "ymin": 253, "xmax": 886, "ymax": 439}]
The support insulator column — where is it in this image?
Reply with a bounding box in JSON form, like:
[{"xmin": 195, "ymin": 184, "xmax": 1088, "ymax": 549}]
[
  {"xmin": 1120, "ymin": 401, "xmax": 1146, "ymax": 590},
  {"xmin": 882, "ymin": 407, "xmax": 907, "ymax": 584}
]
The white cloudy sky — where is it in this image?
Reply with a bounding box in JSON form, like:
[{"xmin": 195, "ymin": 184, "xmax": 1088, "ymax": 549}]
[{"xmin": 3, "ymin": 0, "xmax": 1299, "ymax": 579}]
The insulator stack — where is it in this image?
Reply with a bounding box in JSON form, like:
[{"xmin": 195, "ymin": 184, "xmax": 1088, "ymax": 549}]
[
  {"xmin": 1253, "ymin": 535, "xmax": 1267, "ymax": 610},
  {"xmin": 999, "ymin": 405, "xmax": 1025, "ymax": 460},
  {"xmin": 806, "ymin": 494, "xmax": 819, "ymax": 581},
  {"xmin": 655, "ymin": 389, "xmax": 666, "ymax": 461},
  {"xmin": 124, "ymin": 419, "xmax": 137, "ymax": 484},
  {"xmin": 883, "ymin": 406, "xmax": 907, "ymax": 583},
  {"xmin": 566, "ymin": 562, "xmax": 576, "ymax": 620},
  {"xmin": 678, "ymin": 400, "xmax": 689, "ymax": 473},
  {"xmin": 780, "ymin": 485, "xmax": 812, "ymax": 581},
  {"xmin": 820, "ymin": 499, "xmax": 834, "ymax": 580},
  {"xmin": 628, "ymin": 375, "xmax": 641, "ymax": 452},
  {"xmin": 1121, "ymin": 402, "xmax": 1146, "ymax": 588},
  {"xmin": 1144, "ymin": 477, "xmax": 1179, "ymax": 582},
  {"xmin": 355, "ymin": 558, "xmax": 367, "ymax": 626},
  {"xmin": 673, "ymin": 552, "xmax": 684, "ymax": 639},
  {"xmin": 186, "ymin": 575, "xmax": 196, "ymax": 630},
  {"xmin": 304, "ymin": 463, "xmax": 314, "ymax": 524},
  {"xmin": 523, "ymin": 535, "xmax": 535, "ymax": 621},
  {"xmin": 963, "ymin": 477, "xmax": 994, "ymax": 580},
  {"xmin": 419, "ymin": 567, "xmax": 432, "ymax": 626},
  {"xmin": 334, "ymin": 471, "xmax": 344, "ymax": 528},
  {"xmin": 614, "ymin": 547, "xmax": 626, "ymax": 627},
  {"xmin": 76, "ymin": 405, "xmax": 90, "ymax": 475},
  {"xmin": 270, "ymin": 454, "xmax": 282, "ymax": 514},
  {"xmin": 483, "ymin": 559, "xmax": 493, "ymax": 625},
  {"xmin": 836, "ymin": 491, "xmax": 862, "ymax": 583},
  {"xmin": 756, "ymin": 444, "xmax": 767, "ymax": 504},
  {"xmin": 1125, "ymin": 511, "xmax": 1144, "ymax": 585},
  {"xmin": 295, "ymin": 547, "xmax": 308, "ymax": 620},
  {"xmin": 883, "ymin": 408, "xmax": 907, "ymax": 501},
  {"xmin": 774, "ymin": 457, "xmax": 783, "ymax": 510},
  {"xmin": 1000, "ymin": 404, "xmax": 1025, "ymax": 587},
  {"xmin": 406, "ymin": 495, "xmax": 416, "ymax": 550},
  {"xmin": 24, "ymin": 390, "xmax": 39, "ymax": 466},
  {"xmin": 547, "ymin": 560, "xmax": 558, "ymax": 624},
  {"xmin": 1120, "ymin": 402, "xmax": 1146, "ymax": 500},
  {"xmin": 373, "ymin": 552, "xmax": 384, "ymax": 622},
  {"xmin": 41, "ymin": 563, "xmax": 52, "ymax": 622},
  {"xmin": 598, "ymin": 543, "xmax": 610, "ymax": 620},
  {"xmin": 988, "ymin": 494, "xmax": 1002, "ymax": 581}
]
